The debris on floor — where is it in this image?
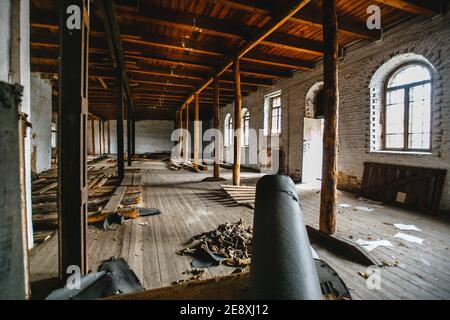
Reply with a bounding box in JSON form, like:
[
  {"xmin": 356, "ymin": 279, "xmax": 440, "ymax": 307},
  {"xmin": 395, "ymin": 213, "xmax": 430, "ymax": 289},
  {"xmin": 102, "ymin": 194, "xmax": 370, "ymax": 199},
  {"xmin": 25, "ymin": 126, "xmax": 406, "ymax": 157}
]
[
  {"xmin": 172, "ymin": 268, "xmax": 206, "ymax": 285},
  {"xmin": 33, "ymin": 230, "xmax": 54, "ymax": 244},
  {"xmin": 394, "ymin": 233, "xmax": 424, "ymax": 244},
  {"xmin": 31, "ymin": 161, "xmax": 146, "ymax": 240},
  {"xmin": 357, "ymin": 196, "xmax": 383, "ymax": 206},
  {"xmin": 31, "ymin": 164, "xmax": 119, "ymax": 238},
  {"xmin": 338, "ymin": 203, "xmax": 351, "ymax": 208},
  {"xmin": 46, "ymin": 257, "xmax": 144, "ymax": 300},
  {"xmin": 381, "ymin": 259, "xmax": 400, "ymax": 267},
  {"xmin": 103, "ymin": 213, "xmax": 125, "ymax": 230},
  {"xmin": 220, "ymin": 185, "xmax": 256, "ymax": 209},
  {"xmin": 230, "ymin": 267, "xmax": 247, "ymax": 274},
  {"xmin": 354, "ymin": 206, "xmax": 375, "ymax": 213},
  {"xmin": 357, "ymin": 271, "xmax": 369, "ymax": 279},
  {"xmin": 176, "ymin": 219, "xmax": 253, "ymax": 269},
  {"xmin": 139, "ymin": 208, "xmax": 161, "ymax": 217},
  {"xmin": 356, "ymin": 239, "xmax": 393, "ymax": 252},
  {"xmin": 393, "ymin": 224, "xmax": 422, "ymax": 232},
  {"xmin": 315, "ymin": 259, "xmax": 352, "ymax": 300}
]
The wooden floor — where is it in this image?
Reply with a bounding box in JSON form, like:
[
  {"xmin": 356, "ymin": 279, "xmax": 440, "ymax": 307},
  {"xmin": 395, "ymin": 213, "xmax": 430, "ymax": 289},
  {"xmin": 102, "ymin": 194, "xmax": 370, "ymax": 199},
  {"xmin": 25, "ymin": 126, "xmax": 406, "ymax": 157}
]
[{"xmin": 30, "ymin": 159, "xmax": 450, "ymax": 300}]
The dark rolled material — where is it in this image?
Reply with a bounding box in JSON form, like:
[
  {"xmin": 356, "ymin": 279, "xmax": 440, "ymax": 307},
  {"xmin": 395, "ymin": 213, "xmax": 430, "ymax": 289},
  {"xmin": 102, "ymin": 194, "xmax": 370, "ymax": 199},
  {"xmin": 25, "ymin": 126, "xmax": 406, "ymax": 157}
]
[{"xmin": 250, "ymin": 175, "xmax": 322, "ymax": 300}]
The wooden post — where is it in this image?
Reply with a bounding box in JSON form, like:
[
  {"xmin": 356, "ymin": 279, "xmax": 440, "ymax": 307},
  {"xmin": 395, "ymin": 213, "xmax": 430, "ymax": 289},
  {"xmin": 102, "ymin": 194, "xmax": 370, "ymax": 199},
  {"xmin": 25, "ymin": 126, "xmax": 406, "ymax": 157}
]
[
  {"xmin": 107, "ymin": 118, "xmax": 110, "ymax": 155},
  {"xmin": 91, "ymin": 117, "xmax": 96, "ymax": 155},
  {"xmin": 98, "ymin": 120, "xmax": 103, "ymax": 154},
  {"xmin": 213, "ymin": 76, "xmax": 220, "ymax": 179},
  {"xmin": 233, "ymin": 58, "xmax": 242, "ymax": 186},
  {"xmin": 126, "ymin": 103, "xmax": 132, "ymax": 166},
  {"xmin": 116, "ymin": 70, "xmax": 125, "ymax": 180},
  {"xmin": 131, "ymin": 115, "xmax": 136, "ymax": 156},
  {"xmin": 102, "ymin": 120, "xmax": 106, "ymax": 155},
  {"xmin": 193, "ymin": 93, "xmax": 200, "ymax": 171},
  {"xmin": 185, "ymin": 104, "xmax": 189, "ymax": 162},
  {"xmin": 58, "ymin": 0, "xmax": 89, "ymax": 278},
  {"xmin": 178, "ymin": 108, "xmax": 183, "ymax": 159},
  {"xmin": 319, "ymin": 0, "xmax": 339, "ymax": 235}
]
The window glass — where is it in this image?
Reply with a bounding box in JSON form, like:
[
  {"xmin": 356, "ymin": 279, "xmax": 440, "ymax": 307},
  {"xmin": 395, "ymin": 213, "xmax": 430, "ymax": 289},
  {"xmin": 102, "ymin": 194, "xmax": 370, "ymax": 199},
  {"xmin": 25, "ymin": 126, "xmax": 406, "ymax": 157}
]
[
  {"xmin": 271, "ymin": 96, "xmax": 281, "ymax": 135},
  {"xmin": 242, "ymin": 110, "xmax": 250, "ymax": 146},
  {"xmin": 388, "ymin": 64, "xmax": 431, "ymax": 88},
  {"xmin": 408, "ymin": 83, "xmax": 431, "ymax": 149},
  {"xmin": 384, "ymin": 63, "xmax": 432, "ymax": 151}
]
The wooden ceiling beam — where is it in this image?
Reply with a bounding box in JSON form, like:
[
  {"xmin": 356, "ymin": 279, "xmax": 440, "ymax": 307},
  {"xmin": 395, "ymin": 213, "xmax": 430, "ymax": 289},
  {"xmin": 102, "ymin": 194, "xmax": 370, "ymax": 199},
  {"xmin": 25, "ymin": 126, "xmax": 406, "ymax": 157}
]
[
  {"xmin": 96, "ymin": 0, "xmax": 135, "ymax": 112},
  {"xmin": 199, "ymin": 0, "xmax": 380, "ymax": 40},
  {"xmin": 291, "ymin": 6, "xmax": 381, "ymax": 40},
  {"xmin": 116, "ymin": 5, "xmax": 322, "ymax": 55},
  {"xmin": 129, "ymin": 83, "xmax": 251, "ymax": 93},
  {"xmin": 374, "ymin": 0, "xmax": 439, "ymax": 16},
  {"xmin": 31, "ymin": 27, "xmax": 315, "ymax": 70},
  {"xmin": 127, "ymin": 69, "xmax": 274, "ymax": 87},
  {"xmin": 123, "ymin": 53, "xmax": 293, "ymax": 78},
  {"xmin": 130, "ymin": 87, "xmax": 236, "ymax": 96},
  {"xmin": 180, "ymin": 0, "xmax": 311, "ymax": 110},
  {"xmin": 122, "ymin": 34, "xmax": 315, "ymax": 70},
  {"xmin": 31, "ymin": 46, "xmax": 290, "ymax": 79},
  {"xmin": 128, "ymin": 78, "xmax": 255, "ymax": 91}
]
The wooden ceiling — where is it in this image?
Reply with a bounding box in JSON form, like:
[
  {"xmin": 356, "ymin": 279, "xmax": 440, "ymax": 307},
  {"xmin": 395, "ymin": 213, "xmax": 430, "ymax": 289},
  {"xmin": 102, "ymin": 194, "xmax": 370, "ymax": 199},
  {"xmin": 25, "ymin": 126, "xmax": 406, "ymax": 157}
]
[{"xmin": 30, "ymin": 0, "xmax": 442, "ymax": 120}]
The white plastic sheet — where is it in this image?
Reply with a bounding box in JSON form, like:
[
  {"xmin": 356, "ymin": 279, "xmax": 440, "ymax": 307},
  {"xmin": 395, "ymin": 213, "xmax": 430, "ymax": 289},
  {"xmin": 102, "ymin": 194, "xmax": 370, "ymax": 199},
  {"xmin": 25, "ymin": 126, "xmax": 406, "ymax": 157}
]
[
  {"xmin": 357, "ymin": 239, "xmax": 393, "ymax": 252},
  {"xmin": 394, "ymin": 233, "xmax": 424, "ymax": 244},
  {"xmin": 393, "ymin": 224, "xmax": 422, "ymax": 232}
]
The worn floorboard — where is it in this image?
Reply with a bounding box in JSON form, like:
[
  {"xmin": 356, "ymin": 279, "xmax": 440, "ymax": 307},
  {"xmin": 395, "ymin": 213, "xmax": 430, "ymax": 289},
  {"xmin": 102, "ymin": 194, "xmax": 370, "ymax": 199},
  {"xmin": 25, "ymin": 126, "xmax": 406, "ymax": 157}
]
[{"xmin": 29, "ymin": 160, "xmax": 450, "ymax": 299}]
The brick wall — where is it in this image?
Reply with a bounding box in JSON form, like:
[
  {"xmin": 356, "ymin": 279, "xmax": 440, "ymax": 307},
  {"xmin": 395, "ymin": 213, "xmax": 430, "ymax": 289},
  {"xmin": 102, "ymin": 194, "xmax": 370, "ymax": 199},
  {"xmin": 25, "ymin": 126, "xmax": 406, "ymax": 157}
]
[{"xmin": 219, "ymin": 13, "xmax": 450, "ymax": 211}]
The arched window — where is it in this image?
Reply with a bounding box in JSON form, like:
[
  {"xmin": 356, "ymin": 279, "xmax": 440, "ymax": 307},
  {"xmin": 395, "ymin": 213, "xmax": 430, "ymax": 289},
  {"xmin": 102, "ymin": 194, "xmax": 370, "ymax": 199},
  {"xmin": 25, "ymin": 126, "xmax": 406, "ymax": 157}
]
[
  {"xmin": 224, "ymin": 113, "xmax": 233, "ymax": 147},
  {"xmin": 242, "ymin": 109, "xmax": 250, "ymax": 146},
  {"xmin": 384, "ymin": 63, "xmax": 432, "ymax": 151}
]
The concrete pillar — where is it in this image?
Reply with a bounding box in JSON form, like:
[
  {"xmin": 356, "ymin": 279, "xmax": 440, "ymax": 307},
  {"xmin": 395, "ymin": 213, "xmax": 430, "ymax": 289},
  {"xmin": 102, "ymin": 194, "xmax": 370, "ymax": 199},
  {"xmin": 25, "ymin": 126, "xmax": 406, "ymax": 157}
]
[
  {"xmin": 0, "ymin": 1, "xmax": 11, "ymax": 81},
  {"xmin": 0, "ymin": 82, "xmax": 30, "ymax": 299},
  {"xmin": 6, "ymin": 0, "xmax": 33, "ymax": 249}
]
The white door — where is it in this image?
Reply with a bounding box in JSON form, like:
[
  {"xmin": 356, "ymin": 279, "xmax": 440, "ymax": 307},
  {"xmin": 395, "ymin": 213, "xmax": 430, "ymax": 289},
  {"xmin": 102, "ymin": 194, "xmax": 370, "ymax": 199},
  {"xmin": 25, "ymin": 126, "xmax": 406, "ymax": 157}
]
[{"xmin": 302, "ymin": 118, "xmax": 324, "ymax": 183}]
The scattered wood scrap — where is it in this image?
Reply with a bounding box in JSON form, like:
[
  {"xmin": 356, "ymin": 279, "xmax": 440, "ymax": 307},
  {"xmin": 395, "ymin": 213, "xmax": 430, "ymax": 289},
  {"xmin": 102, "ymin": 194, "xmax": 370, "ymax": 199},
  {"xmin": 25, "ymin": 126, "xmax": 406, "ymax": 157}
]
[
  {"xmin": 169, "ymin": 159, "xmax": 208, "ymax": 172},
  {"xmin": 31, "ymin": 161, "xmax": 120, "ymax": 241},
  {"xmin": 33, "ymin": 230, "xmax": 54, "ymax": 244},
  {"xmin": 220, "ymin": 185, "xmax": 256, "ymax": 208},
  {"xmin": 89, "ymin": 171, "xmax": 144, "ymax": 225}
]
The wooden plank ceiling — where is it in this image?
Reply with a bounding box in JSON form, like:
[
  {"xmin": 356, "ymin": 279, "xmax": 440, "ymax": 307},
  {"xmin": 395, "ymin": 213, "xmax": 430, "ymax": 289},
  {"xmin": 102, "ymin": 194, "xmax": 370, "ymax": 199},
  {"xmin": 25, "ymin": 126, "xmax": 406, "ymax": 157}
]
[{"xmin": 30, "ymin": 0, "xmax": 440, "ymax": 120}]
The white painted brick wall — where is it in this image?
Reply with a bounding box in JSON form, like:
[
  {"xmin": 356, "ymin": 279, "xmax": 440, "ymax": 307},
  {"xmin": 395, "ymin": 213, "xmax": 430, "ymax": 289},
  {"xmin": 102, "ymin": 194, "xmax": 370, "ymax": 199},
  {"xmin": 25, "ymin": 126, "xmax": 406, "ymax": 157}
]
[
  {"xmin": 30, "ymin": 73, "xmax": 52, "ymax": 174},
  {"xmin": 108, "ymin": 120, "xmax": 175, "ymax": 154}
]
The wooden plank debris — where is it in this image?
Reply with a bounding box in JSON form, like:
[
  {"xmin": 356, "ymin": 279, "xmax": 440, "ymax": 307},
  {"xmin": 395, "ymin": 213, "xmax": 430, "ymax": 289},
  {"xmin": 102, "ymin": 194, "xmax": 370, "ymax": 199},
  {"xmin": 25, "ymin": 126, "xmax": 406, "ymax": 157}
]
[
  {"xmin": 220, "ymin": 185, "xmax": 256, "ymax": 208},
  {"xmin": 102, "ymin": 186, "xmax": 127, "ymax": 215}
]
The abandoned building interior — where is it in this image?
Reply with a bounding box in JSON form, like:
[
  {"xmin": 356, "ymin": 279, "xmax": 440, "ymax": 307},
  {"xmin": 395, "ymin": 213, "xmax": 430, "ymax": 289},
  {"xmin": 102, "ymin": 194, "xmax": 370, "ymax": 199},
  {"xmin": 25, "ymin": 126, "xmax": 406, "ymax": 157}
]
[{"xmin": 0, "ymin": 0, "xmax": 450, "ymax": 301}]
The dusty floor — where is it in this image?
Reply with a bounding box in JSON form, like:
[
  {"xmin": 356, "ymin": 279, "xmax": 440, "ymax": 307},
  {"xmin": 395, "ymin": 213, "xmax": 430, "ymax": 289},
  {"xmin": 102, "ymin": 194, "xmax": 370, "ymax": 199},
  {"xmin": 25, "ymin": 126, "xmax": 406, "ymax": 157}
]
[{"xmin": 30, "ymin": 159, "xmax": 450, "ymax": 299}]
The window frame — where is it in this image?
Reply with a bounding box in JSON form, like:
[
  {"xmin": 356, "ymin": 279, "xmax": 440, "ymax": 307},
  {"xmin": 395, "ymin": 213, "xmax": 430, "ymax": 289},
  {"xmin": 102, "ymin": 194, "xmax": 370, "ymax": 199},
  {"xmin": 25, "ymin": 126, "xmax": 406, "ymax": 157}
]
[
  {"xmin": 242, "ymin": 109, "xmax": 250, "ymax": 147},
  {"xmin": 382, "ymin": 62, "xmax": 433, "ymax": 152},
  {"xmin": 224, "ymin": 113, "xmax": 233, "ymax": 147},
  {"xmin": 270, "ymin": 96, "xmax": 282, "ymax": 135}
]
